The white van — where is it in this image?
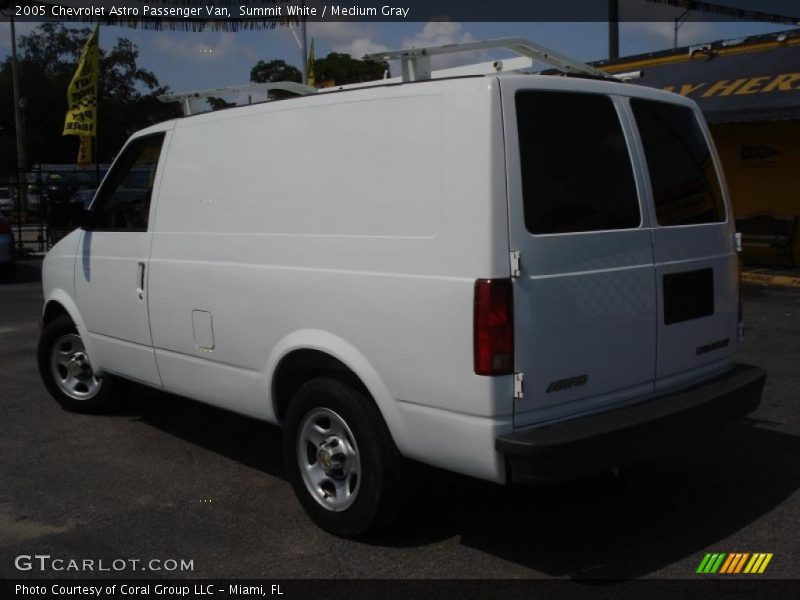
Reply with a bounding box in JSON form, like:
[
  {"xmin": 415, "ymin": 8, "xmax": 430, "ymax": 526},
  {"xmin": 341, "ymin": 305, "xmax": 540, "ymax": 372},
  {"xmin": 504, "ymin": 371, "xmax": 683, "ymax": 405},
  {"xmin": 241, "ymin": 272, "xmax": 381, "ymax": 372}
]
[{"xmin": 38, "ymin": 57, "xmax": 766, "ymax": 537}]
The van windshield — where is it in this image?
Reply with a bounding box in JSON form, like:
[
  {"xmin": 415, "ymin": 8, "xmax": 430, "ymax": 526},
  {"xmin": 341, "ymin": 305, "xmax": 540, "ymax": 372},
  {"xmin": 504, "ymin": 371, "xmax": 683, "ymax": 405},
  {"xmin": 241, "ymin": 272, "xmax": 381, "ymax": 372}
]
[{"xmin": 631, "ymin": 99, "xmax": 725, "ymax": 226}]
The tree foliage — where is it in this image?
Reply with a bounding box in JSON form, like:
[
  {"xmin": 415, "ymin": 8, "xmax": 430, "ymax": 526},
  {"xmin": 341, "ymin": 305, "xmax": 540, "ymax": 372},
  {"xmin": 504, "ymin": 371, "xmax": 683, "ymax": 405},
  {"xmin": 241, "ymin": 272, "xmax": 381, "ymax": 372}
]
[
  {"xmin": 206, "ymin": 96, "xmax": 237, "ymax": 110},
  {"xmin": 313, "ymin": 53, "xmax": 388, "ymax": 86},
  {"xmin": 248, "ymin": 52, "xmax": 389, "ymax": 93},
  {"xmin": 250, "ymin": 59, "xmax": 302, "ymax": 84},
  {"xmin": 0, "ymin": 23, "xmax": 180, "ymax": 171},
  {"xmin": 249, "ymin": 59, "xmax": 302, "ymax": 100}
]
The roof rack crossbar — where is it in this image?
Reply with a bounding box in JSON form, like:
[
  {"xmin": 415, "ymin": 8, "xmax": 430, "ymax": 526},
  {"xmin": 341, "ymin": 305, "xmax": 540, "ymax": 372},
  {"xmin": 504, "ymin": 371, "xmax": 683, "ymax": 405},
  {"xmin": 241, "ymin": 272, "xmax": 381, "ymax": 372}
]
[
  {"xmin": 159, "ymin": 81, "xmax": 317, "ymax": 115},
  {"xmin": 366, "ymin": 38, "xmax": 613, "ymax": 82}
]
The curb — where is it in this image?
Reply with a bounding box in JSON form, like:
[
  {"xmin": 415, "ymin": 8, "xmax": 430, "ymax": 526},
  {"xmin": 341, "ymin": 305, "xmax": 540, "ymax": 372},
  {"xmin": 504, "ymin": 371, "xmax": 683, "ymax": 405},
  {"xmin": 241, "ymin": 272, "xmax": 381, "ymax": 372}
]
[{"xmin": 742, "ymin": 272, "xmax": 800, "ymax": 289}]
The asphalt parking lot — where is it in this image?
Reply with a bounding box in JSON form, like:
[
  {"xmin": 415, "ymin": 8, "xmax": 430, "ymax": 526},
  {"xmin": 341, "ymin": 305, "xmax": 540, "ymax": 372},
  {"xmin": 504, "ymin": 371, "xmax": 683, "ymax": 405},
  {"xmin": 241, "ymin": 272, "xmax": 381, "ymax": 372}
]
[{"xmin": 1, "ymin": 259, "xmax": 798, "ymax": 580}]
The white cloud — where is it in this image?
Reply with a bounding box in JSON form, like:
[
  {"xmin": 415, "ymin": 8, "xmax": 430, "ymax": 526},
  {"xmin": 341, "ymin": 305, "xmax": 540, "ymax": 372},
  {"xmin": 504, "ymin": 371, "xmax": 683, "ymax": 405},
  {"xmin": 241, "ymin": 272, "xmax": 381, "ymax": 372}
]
[
  {"xmin": 152, "ymin": 32, "xmax": 260, "ymax": 64},
  {"xmin": 311, "ymin": 22, "xmax": 378, "ymax": 45},
  {"xmin": 401, "ymin": 21, "xmax": 474, "ymax": 49},
  {"xmin": 340, "ymin": 37, "xmax": 391, "ymax": 59},
  {"xmin": 312, "ymin": 20, "xmax": 479, "ymax": 70},
  {"xmin": 399, "ymin": 21, "xmax": 479, "ymax": 69},
  {"xmin": 309, "ymin": 22, "xmax": 389, "ymax": 58},
  {"xmin": 622, "ymin": 21, "xmax": 715, "ymax": 49}
]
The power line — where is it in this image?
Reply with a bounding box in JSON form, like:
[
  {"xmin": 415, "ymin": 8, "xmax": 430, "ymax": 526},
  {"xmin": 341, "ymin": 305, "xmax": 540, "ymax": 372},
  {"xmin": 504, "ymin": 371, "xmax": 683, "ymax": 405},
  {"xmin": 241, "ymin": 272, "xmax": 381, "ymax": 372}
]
[{"xmin": 646, "ymin": 0, "xmax": 800, "ymax": 24}]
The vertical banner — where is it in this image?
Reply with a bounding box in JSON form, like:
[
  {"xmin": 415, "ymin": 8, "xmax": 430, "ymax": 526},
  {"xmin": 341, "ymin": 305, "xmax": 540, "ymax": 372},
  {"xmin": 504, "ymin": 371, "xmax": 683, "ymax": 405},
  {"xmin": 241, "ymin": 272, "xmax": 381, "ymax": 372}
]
[
  {"xmin": 63, "ymin": 26, "xmax": 99, "ymax": 164},
  {"xmin": 76, "ymin": 137, "xmax": 92, "ymax": 167}
]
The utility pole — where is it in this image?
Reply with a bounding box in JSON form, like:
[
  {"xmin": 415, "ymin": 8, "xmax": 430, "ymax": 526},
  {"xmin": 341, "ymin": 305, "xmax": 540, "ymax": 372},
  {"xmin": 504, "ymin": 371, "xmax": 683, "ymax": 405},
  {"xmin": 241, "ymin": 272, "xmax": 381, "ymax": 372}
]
[
  {"xmin": 9, "ymin": 15, "xmax": 27, "ymax": 253},
  {"xmin": 299, "ymin": 0, "xmax": 308, "ymax": 85},
  {"xmin": 9, "ymin": 16, "xmax": 26, "ymax": 174},
  {"xmin": 288, "ymin": 8, "xmax": 309, "ymax": 85},
  {"xmin": 300, "ymin": 17, "xmax": 308, "ymax": 85},
  {"xmin": 608, "ymin": 0, "xmax": 619, "ymax": 60},
  {"xmin": 674, "ymin": 9, "xmax": 692, "ymax": 49}
]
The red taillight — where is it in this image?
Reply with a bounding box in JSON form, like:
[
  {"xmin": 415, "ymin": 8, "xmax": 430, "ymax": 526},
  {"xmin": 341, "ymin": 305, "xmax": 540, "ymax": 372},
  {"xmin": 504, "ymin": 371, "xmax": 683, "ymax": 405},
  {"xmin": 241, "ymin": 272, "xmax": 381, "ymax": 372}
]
[
  {"xmin": 0, "ymin": 218, "xmax": 10, "ymax": 235},
  {"xmin": 474, "ymin": 278, "xmax": 514, "ymax": 376}
]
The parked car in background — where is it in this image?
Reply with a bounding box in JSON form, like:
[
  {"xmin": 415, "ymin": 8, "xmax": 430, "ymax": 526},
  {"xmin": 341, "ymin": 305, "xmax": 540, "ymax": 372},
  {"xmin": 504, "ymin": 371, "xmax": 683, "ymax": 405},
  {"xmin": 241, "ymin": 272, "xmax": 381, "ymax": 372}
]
[
  {"xmin": 47, "ymin": 188, "xmax": 96, "ymax": 244},
  {"xmin": 43, "ymin": 171, "xmax": 97, "ymax": 205},
  {"xmin": 25, "ymin": 184, "xmax": 42, "ymax": 213},
  {"xmin": 0, "ymin": 214, "xmax": 15, "ymax": 279},
  {"xmin": 0, "ymin": 187, "xmax": 15, "ymax": 214},
  {"xmin": 69, "ymin": 188, "xmax": 97, "ymax": 210}
]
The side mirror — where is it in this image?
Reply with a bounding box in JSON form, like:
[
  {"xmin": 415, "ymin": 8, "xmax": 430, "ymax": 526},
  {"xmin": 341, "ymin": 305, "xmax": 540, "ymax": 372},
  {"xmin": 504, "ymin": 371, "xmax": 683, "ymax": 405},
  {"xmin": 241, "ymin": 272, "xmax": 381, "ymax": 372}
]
[{"xmin": 79, "ymin": 209, "xmax": 95, "ymax": 230}]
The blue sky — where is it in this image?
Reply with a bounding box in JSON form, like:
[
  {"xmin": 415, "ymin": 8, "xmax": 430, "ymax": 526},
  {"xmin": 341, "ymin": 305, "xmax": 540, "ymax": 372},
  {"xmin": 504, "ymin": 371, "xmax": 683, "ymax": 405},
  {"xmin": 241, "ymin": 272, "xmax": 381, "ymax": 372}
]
[{"xmin": 0, "ymin": 19, "xmax": 796, "ymax": 93}]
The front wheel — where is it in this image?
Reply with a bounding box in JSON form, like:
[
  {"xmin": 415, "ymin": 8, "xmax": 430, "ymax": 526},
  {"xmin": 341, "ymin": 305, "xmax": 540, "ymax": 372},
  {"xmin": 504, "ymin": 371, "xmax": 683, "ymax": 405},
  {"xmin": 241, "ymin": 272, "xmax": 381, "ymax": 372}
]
[
  {"xmin": 37, "ymin": 314, "xmax": 117, "ymax": 413},
  {"xmin": 283, "ymin": 377, "xmax": 403, "ymax": 538}
]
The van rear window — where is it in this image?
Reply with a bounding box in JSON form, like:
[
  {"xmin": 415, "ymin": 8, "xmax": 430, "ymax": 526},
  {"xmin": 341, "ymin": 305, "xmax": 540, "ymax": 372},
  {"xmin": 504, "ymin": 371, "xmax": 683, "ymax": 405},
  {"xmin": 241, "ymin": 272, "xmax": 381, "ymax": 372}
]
[
  {"xmin": 631, "ymin": 99, "xmax": 725, "ymax": 226},
  {"xmin": 515, "ymin": 91, "xmax": 640, "ymax": 234}
]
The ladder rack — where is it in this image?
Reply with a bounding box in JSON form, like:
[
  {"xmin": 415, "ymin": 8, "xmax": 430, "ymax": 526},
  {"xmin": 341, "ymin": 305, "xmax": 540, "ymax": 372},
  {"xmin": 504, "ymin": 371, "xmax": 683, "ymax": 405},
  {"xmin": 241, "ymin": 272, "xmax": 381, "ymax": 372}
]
[
  {"xmin": 366, "ymin": 38, "xmax": 614, "ymax": 83},
  {"xmin": 159, "ymin": 81, "xmax": 317, "ymax": 116},
  {"xmin": 159, "ymin": 38, "xmax": 642, "ymax": 116}
]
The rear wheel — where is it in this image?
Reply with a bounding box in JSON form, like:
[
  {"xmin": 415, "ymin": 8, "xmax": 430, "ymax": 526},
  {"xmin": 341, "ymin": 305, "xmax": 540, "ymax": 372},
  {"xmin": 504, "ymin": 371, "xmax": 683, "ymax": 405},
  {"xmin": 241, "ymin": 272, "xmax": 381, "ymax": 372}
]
[
  {"xmin": 37, "ymin": 314, "xmax": 117, "ymax": 413},
  {"xmin": 283, "ymin": 377, "xmax": 403, "ymax": 538}
]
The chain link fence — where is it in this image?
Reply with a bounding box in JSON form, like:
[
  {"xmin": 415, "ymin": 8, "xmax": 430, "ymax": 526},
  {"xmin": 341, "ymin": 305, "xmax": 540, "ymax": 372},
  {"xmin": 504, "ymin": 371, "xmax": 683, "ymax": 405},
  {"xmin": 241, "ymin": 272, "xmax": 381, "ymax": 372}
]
[{"xmin": 1, "ymin": 166, "xmax": 104, "ymax": 256}]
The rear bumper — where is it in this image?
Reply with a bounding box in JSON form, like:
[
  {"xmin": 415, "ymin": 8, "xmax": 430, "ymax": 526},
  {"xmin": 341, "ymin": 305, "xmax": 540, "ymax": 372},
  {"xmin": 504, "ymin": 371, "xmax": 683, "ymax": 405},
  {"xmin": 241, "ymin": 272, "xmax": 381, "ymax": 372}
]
[{"xmin": 497, "ymin": 363, "xmax": 766, "ymax": 483}]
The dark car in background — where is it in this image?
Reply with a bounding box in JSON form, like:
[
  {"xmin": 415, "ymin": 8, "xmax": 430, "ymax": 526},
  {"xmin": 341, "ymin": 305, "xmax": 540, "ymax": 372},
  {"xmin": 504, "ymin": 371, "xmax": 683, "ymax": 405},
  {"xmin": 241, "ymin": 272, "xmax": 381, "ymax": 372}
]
[
  {"xmin": 42, "ymin": 172, "xmax": 102, "ymax": 246},
  {"xmin": 0, "ymin": 187, "xmax": 15, "ymax": 215},
  {"xmin": 43, "ymin": 171, "xmax": 97, "ymax": 205},
  {"xmin": 0, "ymin": 214, "xmax": 15, "ymax": 279},
  {"xmin": 25, "ymin": 183, "xmax": 43, "ymax": 213},
  {"xmin": 69, "ymin": 188, "xmax": 97, "ymax": 210}
]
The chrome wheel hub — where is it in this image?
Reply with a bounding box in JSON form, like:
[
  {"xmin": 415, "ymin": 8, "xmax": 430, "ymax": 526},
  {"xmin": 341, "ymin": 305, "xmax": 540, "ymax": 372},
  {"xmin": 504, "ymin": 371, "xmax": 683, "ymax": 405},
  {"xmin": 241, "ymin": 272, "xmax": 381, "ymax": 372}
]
[
  {"xmin": 317, "ymin": 436, "xmax": 351, "ymax": 475},
  {"xmin": 298, "ymin": 408, "xmax": 361, "ymax": 512},
  {"xmin": 50, "ymin": 334, "xmax": 102, "ymax": 400}
]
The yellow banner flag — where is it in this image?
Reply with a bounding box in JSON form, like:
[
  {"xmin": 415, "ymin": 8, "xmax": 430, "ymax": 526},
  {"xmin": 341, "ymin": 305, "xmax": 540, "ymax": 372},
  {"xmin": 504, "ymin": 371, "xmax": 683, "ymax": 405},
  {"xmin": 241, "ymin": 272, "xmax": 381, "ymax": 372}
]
[
  {"xmin": 76, "ymin": 137, "xmax": 92, "ymax": 167},
  {"xmin": 63, "ymin": 26, "xmax": 99, "ymax": 138}
]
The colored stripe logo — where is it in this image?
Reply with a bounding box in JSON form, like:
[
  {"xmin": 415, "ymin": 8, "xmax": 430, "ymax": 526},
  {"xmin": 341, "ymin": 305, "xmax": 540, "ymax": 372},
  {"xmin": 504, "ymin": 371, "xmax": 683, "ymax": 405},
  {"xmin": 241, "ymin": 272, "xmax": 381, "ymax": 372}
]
[{"xmin": 696, "ymin": 552, "xmax": 773, "ymax": 574}]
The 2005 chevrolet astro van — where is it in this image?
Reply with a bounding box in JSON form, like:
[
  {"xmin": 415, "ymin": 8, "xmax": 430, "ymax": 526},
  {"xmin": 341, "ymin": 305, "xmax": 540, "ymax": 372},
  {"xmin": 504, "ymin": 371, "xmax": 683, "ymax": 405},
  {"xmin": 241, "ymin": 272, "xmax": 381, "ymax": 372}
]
[{"xmin": 38, "ymin": 40, "xmax": 766, "ymax": 537}]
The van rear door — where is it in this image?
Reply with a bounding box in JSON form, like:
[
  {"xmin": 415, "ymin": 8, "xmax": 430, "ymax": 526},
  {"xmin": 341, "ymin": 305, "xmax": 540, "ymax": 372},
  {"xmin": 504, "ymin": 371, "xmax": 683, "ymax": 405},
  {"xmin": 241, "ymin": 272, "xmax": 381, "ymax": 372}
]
[
  {"xmin": 500, "ymin": 81, "xmax": 658, "ymax": 428},
  {"xmin": 628, "ymin": 98, "xmax": 738, "ymax": 389}
]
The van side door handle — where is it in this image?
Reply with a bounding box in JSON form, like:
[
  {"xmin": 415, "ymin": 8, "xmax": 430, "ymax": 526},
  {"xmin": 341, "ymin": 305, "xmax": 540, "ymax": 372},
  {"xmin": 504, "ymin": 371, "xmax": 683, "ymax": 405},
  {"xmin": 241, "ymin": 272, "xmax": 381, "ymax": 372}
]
[{"xmin": 137, "ymin": 262, "xmax": 145, "ymax": 300}]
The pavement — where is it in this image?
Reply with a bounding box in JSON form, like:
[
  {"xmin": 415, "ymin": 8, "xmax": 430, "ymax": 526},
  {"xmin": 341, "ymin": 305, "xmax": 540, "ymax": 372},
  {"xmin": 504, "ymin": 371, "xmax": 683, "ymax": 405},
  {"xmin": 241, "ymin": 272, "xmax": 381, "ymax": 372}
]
[{"xmin": 1, "ymin": 259, "xmax": 798, "ymax": 580}]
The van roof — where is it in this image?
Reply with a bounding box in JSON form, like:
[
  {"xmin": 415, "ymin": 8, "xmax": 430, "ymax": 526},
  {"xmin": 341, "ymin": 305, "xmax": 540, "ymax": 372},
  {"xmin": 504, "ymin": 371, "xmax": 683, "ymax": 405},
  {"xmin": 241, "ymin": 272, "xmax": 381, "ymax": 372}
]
[{"xmin": 134, "ymin": 72, "xmax": 695, "ymax": 137}]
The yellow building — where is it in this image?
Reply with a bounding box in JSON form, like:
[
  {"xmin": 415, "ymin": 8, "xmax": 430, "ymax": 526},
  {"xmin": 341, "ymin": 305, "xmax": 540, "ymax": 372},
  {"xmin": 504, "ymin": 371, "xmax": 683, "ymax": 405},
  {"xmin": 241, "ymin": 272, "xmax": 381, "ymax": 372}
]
[{"xmin": 596, "ymin": 29, "xmax": 800, "ymax": 267}]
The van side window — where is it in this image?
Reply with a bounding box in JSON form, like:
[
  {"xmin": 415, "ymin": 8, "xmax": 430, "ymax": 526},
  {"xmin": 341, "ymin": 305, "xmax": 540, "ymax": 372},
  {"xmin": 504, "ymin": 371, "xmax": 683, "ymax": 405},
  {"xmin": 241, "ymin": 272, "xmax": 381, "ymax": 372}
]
[
  {"xmin": 91, "ymin": 133, "xmax": 165, "ymax": 231},
  {"xmin": 631, "ymin": 99, "xmax": 725, "ymax": 226},
  {"xmin": 515, "ymin": 91, "xmax": 640, "ymax": 234}
]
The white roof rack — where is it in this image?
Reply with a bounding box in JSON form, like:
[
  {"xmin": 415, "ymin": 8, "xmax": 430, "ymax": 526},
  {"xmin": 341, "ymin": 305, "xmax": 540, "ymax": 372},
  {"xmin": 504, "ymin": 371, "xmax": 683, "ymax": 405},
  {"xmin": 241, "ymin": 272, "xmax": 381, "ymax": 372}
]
[
  {"xmin": 159, "ymin": 82, "xmax": 317, "ymax": 116},
  {"xmin": 316, "ymin": 56, "xmax": 537, "ymax": 93},
  {"xmin": 160, "ymin": 38, "xmax": 641, "ymax": 116},
  {"xmin": 366, "ymin": 37, "xmax": 613, "ymax": 82}
]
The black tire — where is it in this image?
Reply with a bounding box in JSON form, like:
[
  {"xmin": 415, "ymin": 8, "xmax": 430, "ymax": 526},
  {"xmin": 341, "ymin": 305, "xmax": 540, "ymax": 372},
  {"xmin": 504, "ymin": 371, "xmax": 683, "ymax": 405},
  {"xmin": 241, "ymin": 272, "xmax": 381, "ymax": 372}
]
[
  {"xmin": 37, "ymin": 314, "xmax": 117, "ymax": 413},
  {"xmin": 283, "ymin": 377, "xmax": 403, "ymax": 538}
]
